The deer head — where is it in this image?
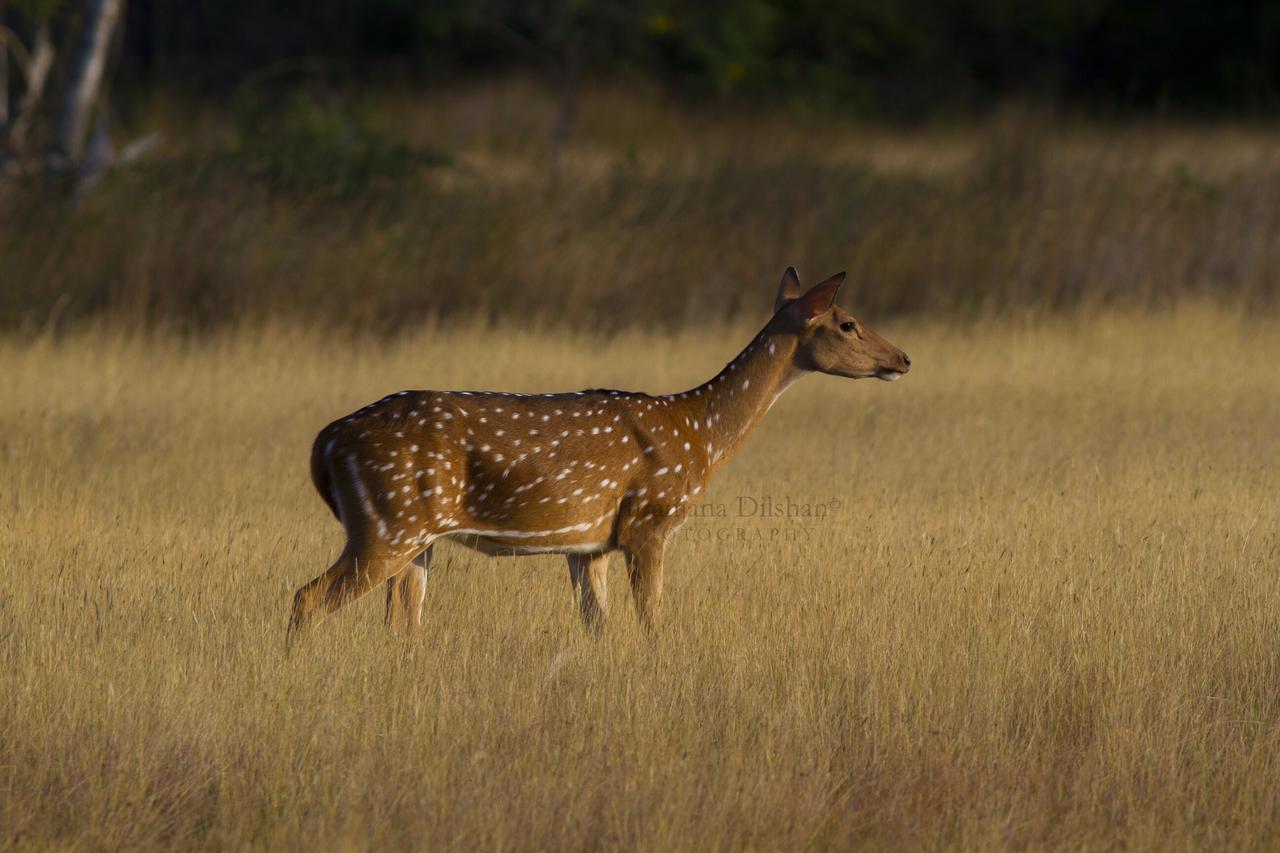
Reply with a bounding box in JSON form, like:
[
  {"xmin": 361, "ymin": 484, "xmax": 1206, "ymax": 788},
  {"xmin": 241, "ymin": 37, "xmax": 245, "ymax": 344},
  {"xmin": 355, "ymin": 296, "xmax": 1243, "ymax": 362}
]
[{"xmin": 771, "ymin": 267, "xmax": 911, "ymax": 381}]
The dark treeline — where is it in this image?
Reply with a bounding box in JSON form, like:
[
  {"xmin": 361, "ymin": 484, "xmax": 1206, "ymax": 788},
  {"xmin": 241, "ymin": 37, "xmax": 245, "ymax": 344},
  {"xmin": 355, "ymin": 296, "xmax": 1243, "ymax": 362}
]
[{"xmin": 110, "ymin": 0, "xmax": 1280, "ymax": 117}]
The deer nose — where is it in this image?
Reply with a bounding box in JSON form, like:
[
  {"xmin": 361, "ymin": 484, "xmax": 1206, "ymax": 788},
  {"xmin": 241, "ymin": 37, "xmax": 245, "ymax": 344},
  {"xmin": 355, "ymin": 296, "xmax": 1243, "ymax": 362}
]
[{"xmin": 902, "ymin": 353, "xmax": 912, "ymax": 369}]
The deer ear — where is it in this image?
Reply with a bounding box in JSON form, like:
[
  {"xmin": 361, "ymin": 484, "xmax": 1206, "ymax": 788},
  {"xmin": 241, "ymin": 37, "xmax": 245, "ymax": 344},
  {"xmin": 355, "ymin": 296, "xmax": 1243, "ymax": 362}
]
[
  {"xmin": 798, "ymin": 271, "xmax": 846, "ymax": 320},
  {"xmin": 774, "ymin": 267, "xmax": 802, "ymax": 313}
]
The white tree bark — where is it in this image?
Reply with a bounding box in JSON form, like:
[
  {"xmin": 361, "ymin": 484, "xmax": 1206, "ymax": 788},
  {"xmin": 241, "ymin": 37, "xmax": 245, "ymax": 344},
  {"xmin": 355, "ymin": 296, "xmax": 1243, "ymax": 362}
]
[
  {"xmin": 50, "ymin": 0, "xmax": 124, "ymax": 168},
  {"xmin": 0, "ymin": 2, "xmax": 9, "ymax": 128},
  {"xmin": 6, "ymin": 17, "xmax": 53, "ymax": 152}
]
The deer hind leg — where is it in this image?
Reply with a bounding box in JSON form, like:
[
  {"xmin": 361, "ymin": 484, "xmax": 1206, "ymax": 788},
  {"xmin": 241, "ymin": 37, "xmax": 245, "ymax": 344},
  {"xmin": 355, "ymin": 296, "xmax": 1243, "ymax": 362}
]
[
  {"xmin": 567, "ymin": 552, "xmax": 609, "ymax": 631},
  {"xmin": 623, "ymin": 541, "xmax": 666, "ymax": 634},
  {"xmin": 385, "ymin": 546, "xmax": 432, "ymax": 632},
  {"xmin": 287, "ymin": 539, "xmax": 420, "ymax": 649}
]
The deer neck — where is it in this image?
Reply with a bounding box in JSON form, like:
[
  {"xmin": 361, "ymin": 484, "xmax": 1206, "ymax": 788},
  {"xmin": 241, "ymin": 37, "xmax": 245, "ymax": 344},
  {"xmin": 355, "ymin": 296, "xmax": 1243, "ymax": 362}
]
[{"xmin": 676, "ymin": 327, "xmax": 805, "ymax": 470}]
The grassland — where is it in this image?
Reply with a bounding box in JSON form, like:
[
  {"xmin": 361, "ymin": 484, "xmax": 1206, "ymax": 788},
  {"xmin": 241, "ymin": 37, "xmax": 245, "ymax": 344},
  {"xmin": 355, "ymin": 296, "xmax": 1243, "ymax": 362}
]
[
  {"xmin": 1, "ymin": 306, "xmax": 1278, "ymax": 849},
  {"xmin": 6, "ymin": 82, "xmax": 1280, "ymax": 331}
]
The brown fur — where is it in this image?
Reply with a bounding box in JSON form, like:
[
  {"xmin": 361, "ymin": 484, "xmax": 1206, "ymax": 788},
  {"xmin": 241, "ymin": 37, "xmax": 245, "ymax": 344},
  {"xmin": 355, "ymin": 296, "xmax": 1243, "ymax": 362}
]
[{"xmin": 287, "ymin": 269, "xmax": 909, "ymax": 646}]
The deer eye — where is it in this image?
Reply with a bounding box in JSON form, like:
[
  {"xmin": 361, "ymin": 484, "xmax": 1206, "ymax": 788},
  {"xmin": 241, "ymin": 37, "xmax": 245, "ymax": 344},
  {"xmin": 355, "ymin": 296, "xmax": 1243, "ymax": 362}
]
[{"xmin": 840, "ymin": 321, "xmax": 856, "ymax": 334}]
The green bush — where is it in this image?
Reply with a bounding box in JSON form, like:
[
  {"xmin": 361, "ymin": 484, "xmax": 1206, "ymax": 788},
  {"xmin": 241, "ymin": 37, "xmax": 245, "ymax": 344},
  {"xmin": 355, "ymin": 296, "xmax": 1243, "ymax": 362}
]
[{"xmin": 232, "ymin": 94, "xmax": 449, "ymax": 198}]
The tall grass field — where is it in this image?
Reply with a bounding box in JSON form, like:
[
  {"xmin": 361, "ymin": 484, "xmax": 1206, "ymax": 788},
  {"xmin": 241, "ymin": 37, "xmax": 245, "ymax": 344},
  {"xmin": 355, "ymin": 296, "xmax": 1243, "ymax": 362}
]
[
  {"xmin": 2, "ymin": 307, "xmax": 1278, "ymax": 848},
  {"xmin": 6, "ymin": 84, "xmax": 1280, "ymax": 331}
]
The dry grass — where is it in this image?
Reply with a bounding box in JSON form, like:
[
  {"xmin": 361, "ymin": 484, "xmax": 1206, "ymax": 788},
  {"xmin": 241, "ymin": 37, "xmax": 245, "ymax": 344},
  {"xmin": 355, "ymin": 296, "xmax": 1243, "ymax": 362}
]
[
  {"xmin": 2, "ymin": 307, "xmax": 1279, "ymax": 849},
  {"xmin": 7, "ymin": 82, "xmax": 1280, "ymax": 331}
]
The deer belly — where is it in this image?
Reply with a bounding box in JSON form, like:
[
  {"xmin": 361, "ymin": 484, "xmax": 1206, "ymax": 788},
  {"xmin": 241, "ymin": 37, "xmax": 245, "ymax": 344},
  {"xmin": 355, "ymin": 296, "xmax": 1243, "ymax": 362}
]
[
  {"xmin": 444, "ymin": 495, "xmax": 620, "ymax": 555},
  {"xmin": 442, "ymin": 448, "xmax": 628, "ymax": 553},
  {"xmin": 452, "ymin": 533, "xmax": 609, "ymax": 557}
]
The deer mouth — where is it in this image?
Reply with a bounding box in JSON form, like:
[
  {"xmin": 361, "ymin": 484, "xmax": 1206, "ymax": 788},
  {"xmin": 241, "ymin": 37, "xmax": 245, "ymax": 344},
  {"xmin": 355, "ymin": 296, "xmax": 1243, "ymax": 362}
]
[{"xmin": 874, "ymin": 368, "xmax": 905, "ymax": 382}]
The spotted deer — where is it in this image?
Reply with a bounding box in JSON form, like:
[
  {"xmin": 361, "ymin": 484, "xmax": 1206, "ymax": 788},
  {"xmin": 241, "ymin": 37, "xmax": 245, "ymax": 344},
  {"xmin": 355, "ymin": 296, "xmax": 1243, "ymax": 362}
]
[{"xmin": 287, "ymin": 268, "xmax": 910, "ymax": 646}]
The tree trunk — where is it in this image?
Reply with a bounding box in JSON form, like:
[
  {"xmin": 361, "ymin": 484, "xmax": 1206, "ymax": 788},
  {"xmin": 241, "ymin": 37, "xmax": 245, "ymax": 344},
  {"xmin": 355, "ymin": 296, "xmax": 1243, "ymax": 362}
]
[
  {"xmin": 6, "ymin": 17, "xmax": 53, "ymax": 153},
  {"xmin": 0, "ymin": 1, "xmax": 9, "ymax": 129},
  {"xmin": 73, "ymin": 109, "xmax": 112, "ymax": 196},
  {"xmin": 49, "ymin": 0, "xmax": 124, "ymax": 170}
]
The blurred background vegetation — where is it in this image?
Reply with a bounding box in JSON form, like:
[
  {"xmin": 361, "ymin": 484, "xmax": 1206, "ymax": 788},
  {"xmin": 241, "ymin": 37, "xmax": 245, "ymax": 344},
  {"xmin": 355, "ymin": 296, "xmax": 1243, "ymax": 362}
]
[{"xmin": 3, "ymin": 0, "xmax": 1280, "ymax": 332}]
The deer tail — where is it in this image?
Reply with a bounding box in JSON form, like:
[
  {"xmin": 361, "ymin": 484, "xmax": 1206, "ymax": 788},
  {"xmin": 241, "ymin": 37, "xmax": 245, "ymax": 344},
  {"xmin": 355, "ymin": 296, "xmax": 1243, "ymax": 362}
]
[{"xmin": 310, "ymin": 429, "xmax": 342, "ymax": 522}]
